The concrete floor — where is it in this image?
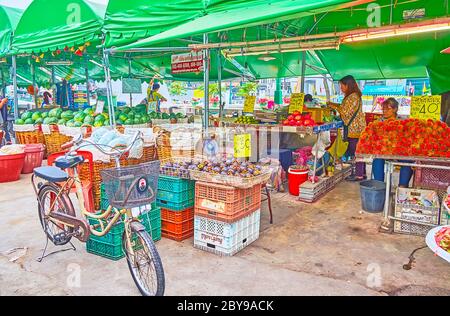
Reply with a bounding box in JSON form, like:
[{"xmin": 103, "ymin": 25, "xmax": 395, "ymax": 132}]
[{"xmin": 0, "ymin": 174, "xmax": 449, "ymax": 296}]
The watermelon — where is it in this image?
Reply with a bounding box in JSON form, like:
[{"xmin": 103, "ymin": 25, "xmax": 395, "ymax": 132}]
[
  {"xmin": 84, "ymin": 116, "xmax": 94, "ymax": 125},
  {"xmin": 134, "ymin": 118, "xmax": 141, "ymax": 125},
  {"xmin": 94, "ymin": 120, "xmax": 104, "ymax": 127},
  {"xmin": 58, "ymin": 119, "xmax": 66, "ymax": 125},
  {"xmin": 61, "ymin": 110, "xmax": 74, "ymax": 120},
  {"xmin": 49, "ymin": 108, "xmax": 60, "ymax": 118},
  {"xmin": 34, "ymin": 118, "xmax": 44, "ymax": 125},
  {"xmin": 21, "ymin": 111, "xmax": 30, "ymax": 120},
  {"xmin": 176, "ymin": 113, "xmax": 184, "ymax": 119},
  {"xmin": 116, "ymin": 119, "xmax": 124, "ymax": 126},
  {"xmin": 15, "ymin": 119, "xmax": 25, "ymax": 125},
  {"xmin": 74, "ymin": 121, "xmax": 82, "ymax": 127},
  {"xmin": 95, "ymin": 114, "xmax": 106, "ymax": 122},
  {"xmin": 148, "ymin": 112, "xmax": 158, "ymax": 119},
  {"xmin": 41, "ymin": 112, "xmax": 49, "ymax": 119},
  {"xmin": 156, "ymin": 112, "xmax": 162, "ymax": 119},
  {"xmin": 122, "ymin": 107, "xmax": 131, "ymax": 114},
  {"xmin": 118, "ymin": 113, "xmax": 128, "ymax": 122},
  {"xmin": 49, "ymin": 117, "xmax": 58, "ymax": 124},
  {"xmin": 162, "ymin": 113, "xmax": 170, "ymax": 119},
  {"xmin": 31, "ymin": 112, "xmax": 42, "ymax": 121},
  {"xmin": 127, "ymin": 112, "xmax": 135, "ymax": 120},
  {"xmin": 74, "ymin": 112, "xmax": 86, "ymax": 122},
  {"xmin": 83, "ymin": 108, "xmax": 94, "ymax": 116},
  {"xmin": 66, "ymin": 120, "xmax": 75, "ymax": 127},
  {"xmin": 24, "ymin": 118, "xmax": 34, "ymax": 124},
  {"xmin": 140, "ymin": 117, "xmax": 147, "ymax": 124},
  {"xmin": 43, "ymin": 117, "xmax": 52, "ymax": 125},
  {"xmin": 124, "ymin": 119, "xmax": 133, "ymax": 125}
]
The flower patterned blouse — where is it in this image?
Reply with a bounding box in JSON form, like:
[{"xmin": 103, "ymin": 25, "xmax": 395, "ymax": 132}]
[{"xmin": 331, "ymin": 92, "xmax": 366, "ymax": 138}]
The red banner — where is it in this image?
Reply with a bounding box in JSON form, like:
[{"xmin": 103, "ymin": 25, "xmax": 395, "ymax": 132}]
[{"xmin": 171, "ymin": 52, "xmax": 204, "ymax": 74}]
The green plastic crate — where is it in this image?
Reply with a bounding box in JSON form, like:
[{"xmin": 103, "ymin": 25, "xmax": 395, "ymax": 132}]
[
  {"xmin": 89, "ymin": 207, "xmax": 161, "ymax": 244},
  {"xmin": 158, "ymin": 175, "xmax": 195, "ymax": 193},
  {"xmin": 86, "ymin": 208, "xmax": 162, "ymax": 260},
  {"xmin": 157, "ymin": 198, "xmax": 194, "ymax": 211},
  {"xmin": 86, "ymin": 223, "xmax": 162, "ymax": 261},
  {"xmin": 157, "ymin": 188, "xmax": 194, "ymax": 204}
]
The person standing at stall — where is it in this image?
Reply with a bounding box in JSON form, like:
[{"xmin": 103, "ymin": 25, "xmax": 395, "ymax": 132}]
[
  {"xmin": 147, "ymin": 79, "xmax": 167, "ymax": 113},
  {"xmin": 327, "ymin": 75, "xmax": 367, "ymax": 181}
]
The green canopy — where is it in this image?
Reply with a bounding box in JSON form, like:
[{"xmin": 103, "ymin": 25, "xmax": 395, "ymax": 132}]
[
  {"xmin": 0, "ymin": 6, "xmax": 23, "ymax": 57},
  {"xmin": 12, "ymin": 0, "xmax": 106, "ymax": 54}
]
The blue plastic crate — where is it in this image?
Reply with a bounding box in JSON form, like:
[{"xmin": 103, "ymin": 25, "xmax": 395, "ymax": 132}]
[
  {"xmin": 157, "ymin": 198, "xmax": 194, "ymax": 211},
  {"xmin": 158, "ymin": 175, "xmax": 195, "ymax": 193}
]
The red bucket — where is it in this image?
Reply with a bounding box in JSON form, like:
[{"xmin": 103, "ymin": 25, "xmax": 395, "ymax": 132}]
[
  {"xmin": 0, "ymin": 153, "xmax": 26, "ymax": 183},
  {"xmin": 288, "ymin": 167, "xmax": 309, "ymax": 196},
  {"xmin": 22, "ymin": 144, "xmax": 45, "ymax": 174}
]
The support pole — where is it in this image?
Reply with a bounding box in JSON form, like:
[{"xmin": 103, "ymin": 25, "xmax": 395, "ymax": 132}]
[
  {"xmin": 203, "ymin": 33, "xmax": 210, "ymax": 133},
  {"xmin": 12, "ymin": 56, "xmax": 18, "ymax": 119},
  {"xmin": 1, "ymin": 69, "xmax": 5, "ymax": 98},
  {"xmin": 85, "ymin": 55, "xmax": 90, "ymax": 107},
  {"xmin": 31, "ymin": 60, "xmax": 38, "ymax": 108},
  {"xmin": 217, "ymin": 50, "xmax": 223, "ymax": 119},
  {"xmin": 51, "ymin": 66, "xmax": 56, "ymax": 106},
  {"xmin": 300, "ymin": 51, "xmax": 307, "ymax": 93},
  {"xmin": 128, "ymin": 57, "xmax": 133, "ymax": 107},
  {"xmin": 102, "ymin": 49, "xmax": 116, "ymax": 127},
  {"xmin": 274, "ymin": 78, "xmax": 282, "ymax": 105}
]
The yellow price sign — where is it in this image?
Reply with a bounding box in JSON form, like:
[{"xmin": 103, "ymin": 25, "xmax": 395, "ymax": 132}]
[
  {"xmin": 410, "ymin": 96, "xmax": 441, "ymax": 120},
  {"xmin": 243, "ymin": 96, "xmax": 256, "ymax": 113},
  {"xmin": 234, "ymin": 134, "xmax": 251, "ymax": 158},
  {"xmin": 289, "ymin": 93, "xmax": 305, "ymax": 114}
]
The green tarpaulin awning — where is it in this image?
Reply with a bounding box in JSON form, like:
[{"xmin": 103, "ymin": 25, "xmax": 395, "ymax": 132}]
[{"xmin": 0, "ymin": 6, "xmax": 23, "ymax": 57}]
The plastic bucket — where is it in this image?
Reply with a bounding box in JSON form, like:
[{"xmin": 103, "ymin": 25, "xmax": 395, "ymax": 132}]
[
  {"xmin": 359, "ymin": 180, "xmax": 386, "ymax": 213},
  {"xmin": 288, "ymin": 167, "xmax": 309, "ymax": 196},
  {"xmin": 22, "ymin": 144, "xmax": 45, "ymax": 174},
  {"xmin": 0, "ymin": 153, "xmax": 25, "ymax": 183}
]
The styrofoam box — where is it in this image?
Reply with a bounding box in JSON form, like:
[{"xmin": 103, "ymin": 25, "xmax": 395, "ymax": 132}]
[{"xmin": 194, "ymin": 210, "xmax": 260, "ymax": 256}]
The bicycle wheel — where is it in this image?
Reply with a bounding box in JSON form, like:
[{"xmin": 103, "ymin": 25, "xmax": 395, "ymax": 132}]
[
  {"xmin": 37, "ymin": 184, "xmax": 75, "ymax": 246},
  {"xmin": 122, "ymin": 225, "xmax": 165, "ymax": 296}
]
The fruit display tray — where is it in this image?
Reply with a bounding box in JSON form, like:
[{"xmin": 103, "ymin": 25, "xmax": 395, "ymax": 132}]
[
  {"xmin": 220, "ymin": 121, "xmax": 343, "ymax": 135},
  {"xmin": 159, "ymin": 156, "xmax": 205, "ymax": 179},
  {"xmin": 425, "ymin": 226, "xmax": 450, "ymax": 263},
  {"xmin": 190, "ymin": 167, "xmax": 272, "ymax": 189},
  {"xmin": 356, "ymin": 154, "xmax": 450, "ymax": 164}
]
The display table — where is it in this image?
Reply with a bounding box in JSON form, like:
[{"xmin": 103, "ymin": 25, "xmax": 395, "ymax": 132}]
[{"xmin": 357, "ymin": 154, "xmax": 450, "ymax": 232}]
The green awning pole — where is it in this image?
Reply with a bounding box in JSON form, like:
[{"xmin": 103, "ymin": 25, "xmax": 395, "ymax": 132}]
[
  {"xmin": 300, "ymin": 51, "xmax": 307, "ymax": 93},
  {"xmin": 12, "ymin": 56, "xmax": 18, "ymax": 119},
  {"xmin": 203, "ymin": 33, "xmax": 210, "ymax": 133},
  {"xmin": 85, "ymin": 55, "xmax": 90, "ymax": 107},
  {"xmin": 102, "ymin": 49, "xmax": 116, "ymax": 127},
  {"xmin": 275, "ymin": 78, "xmax": 282, "ymax": 105},
  {"xmin": 128, "ymin": 56, "xmax": 133, "ymax": 107},
  {"xmin": 31, "ymin": 60, "xmax": 37, "ymax": 108},
  {"xmin": 218, "ymin": 51, "xmax": 223, "ymax": 119}
]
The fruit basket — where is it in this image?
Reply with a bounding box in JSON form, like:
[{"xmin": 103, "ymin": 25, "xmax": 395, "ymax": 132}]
[
  {"xmin": 159, "ymin": 157, "xmax": 204, "ymax": 179},
  {"xmin": 190, "ymin": 167, "xmax": 271, "ymax": 189}
]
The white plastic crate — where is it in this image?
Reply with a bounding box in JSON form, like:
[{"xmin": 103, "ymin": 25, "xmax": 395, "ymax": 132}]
[{"xmin": 194, "ymin": 210, "xmax": 260, "ymax": 256}]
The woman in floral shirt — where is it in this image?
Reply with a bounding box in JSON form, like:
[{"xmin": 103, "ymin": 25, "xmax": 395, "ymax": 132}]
[{"xmin": 327, "ymin": 75, "xmax": 367, "ymax": 180}]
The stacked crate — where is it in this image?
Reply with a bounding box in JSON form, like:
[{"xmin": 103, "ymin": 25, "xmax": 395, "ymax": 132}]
[
  {"xmin": 86, "ymin": 185, "xmax": 162, "ymax": 260},
  {"xmin": 157, "ymin": 175, "xmax": 195, "ymax": 241},
  {"xmin": 194, "ymin": 182, "xmax": 262, "ymax": 256}
]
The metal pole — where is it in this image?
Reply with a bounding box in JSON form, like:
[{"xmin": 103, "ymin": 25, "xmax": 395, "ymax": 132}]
[
  {"xmin": 31, "ymin": 60, "xmax": 37, "ymax": 108},
  {"xmin": 300, "ymin": 51, "xmax": 307, "ymax": 93},
  {"xmin": 12, "ymin": 56, "xmax": 18, "ymax": 119},
  {"xmin": 85, "ymin": 55, "xmax": 90, "ymax": 107},
  {"xmin": 203, "ymin": 33, "xmax": 210, "ymax": 133},
  {"xmin": 102, "ymin": 49, "xmax": 116, "ymax": 127},
  {"xmin": 217, "ymin": 50, "xmax": 223, "ymax": 119},
  {"xmin": 1, "ymin": 69, "xmax": 5, "ymax": 98},
  {"xmin": 128, "ymin": 57, "xmax": 133, "ymax": 107}
]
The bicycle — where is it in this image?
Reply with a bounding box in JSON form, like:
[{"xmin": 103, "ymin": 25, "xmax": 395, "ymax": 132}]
[{"xmin": 32, "ymin": 131, "xmax": 165, "ymax": 296}]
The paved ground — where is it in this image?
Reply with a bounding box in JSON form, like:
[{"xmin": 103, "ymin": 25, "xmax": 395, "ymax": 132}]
[{"xmin": 0, "ymin": 174, "xmax": 449, "ymax": 296}]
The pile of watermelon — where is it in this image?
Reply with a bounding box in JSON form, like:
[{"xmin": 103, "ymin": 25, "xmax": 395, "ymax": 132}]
[{"xmin": 114, "ymin": 104, "xmax": 150, "ymax": 126}]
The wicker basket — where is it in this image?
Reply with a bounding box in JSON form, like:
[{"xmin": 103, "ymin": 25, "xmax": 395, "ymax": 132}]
[
  {"xmin": 171, "ymin": 149, "xmax": 196, "ymax": 158},
  {"xmin": 15, "ymin": 128, "xmax": 45, "ymax": 145},
  {"xmin": 44, "ymin": 125, "xmax": 73, "ymax": 156}
]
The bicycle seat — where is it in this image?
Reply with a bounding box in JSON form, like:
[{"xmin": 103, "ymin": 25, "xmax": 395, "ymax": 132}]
[
  {"xmin": 55, "ymin": 155, "xmax": 84, "ymax": 170},
  {"xmin": 34, "ymin": 166, "xmax": 68, "ymax": 182}
]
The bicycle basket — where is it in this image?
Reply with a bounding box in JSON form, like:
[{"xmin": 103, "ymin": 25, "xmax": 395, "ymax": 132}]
[{"xmin": 101, "ymin": 161, "xmax": 160, "ymax": 209}]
